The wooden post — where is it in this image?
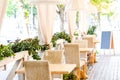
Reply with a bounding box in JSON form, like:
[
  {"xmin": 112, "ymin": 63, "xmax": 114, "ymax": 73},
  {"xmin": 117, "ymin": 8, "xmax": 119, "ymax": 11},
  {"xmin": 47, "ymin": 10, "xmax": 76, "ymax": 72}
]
[
  {"xmin": 6, "ymin": 60, "xmax": 21, "ymax": 80},
  {"xmin": 111, "ymin": 33, "xmax": 115, "ymax": 55}
]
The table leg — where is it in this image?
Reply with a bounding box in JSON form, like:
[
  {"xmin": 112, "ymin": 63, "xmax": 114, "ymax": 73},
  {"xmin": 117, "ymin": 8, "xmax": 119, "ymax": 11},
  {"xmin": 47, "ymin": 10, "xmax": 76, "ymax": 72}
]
[
  {"xmin": 81, "ymin": 64, "xmax": 88, "ymax": 79},
  {"xmin": 94, "ymin": 53, "xmax": 97, "ymax": 63},
  {"xmin": 76, "ymin": 68, "xmax": 81, "ymax": 80}
]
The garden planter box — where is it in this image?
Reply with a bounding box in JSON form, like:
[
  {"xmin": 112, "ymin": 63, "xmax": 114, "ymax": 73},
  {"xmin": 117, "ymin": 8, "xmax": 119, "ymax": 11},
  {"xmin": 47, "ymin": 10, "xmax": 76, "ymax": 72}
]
[{"xmin": 0, "ymin": 51, "xmax": 28, "ymax": 67}]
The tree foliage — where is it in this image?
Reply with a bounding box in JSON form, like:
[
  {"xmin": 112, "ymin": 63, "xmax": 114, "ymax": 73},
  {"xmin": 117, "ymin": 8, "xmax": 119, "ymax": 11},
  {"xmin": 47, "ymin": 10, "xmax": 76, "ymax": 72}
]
[
  {"xmin": 57, "ymin": 4, "xmax": 65, "ymax": 31},
  {"xmin": 90, "ymin": 0, "xmax": 114, "ymax": 27},
  {"xmin": 6, "ymin": 0, "xmax": 19, "ymax": 17},
  {"xmin": 90, "ymin": 0, "xmax": 114, "ymax": 12},
  {"xmin": 6, "ymin": 0, "xmax": 37, "ymax": 18}
]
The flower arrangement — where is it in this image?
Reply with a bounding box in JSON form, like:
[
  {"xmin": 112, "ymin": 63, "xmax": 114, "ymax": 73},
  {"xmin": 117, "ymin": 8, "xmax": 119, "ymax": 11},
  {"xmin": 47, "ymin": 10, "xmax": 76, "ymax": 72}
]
[{"xmin": 51, "ymin": 31, "xmax": 71, "ymax": 47}]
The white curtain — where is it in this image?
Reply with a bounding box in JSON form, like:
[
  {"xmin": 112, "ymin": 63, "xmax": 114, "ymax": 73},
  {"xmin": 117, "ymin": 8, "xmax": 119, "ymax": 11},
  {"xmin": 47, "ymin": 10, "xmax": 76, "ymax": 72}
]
[
  {"xmin": 79, "ymin": 3, "xmax": 97, "ymax": 33},
  {"xmin": 66, "ymin": 0, "xmax": 91, "ymax": 35},
  {"xmin": 79, "ymin": 11, "xmax": 89, "ymax": 33},
  {"xmin": 66, "ymin": 0, "xmax": 89, "ymax": 38},
  {"xmin": 0, "ymin": 0, "xmax": 8, "ymax": 33},
  {"xmin": 67, "ymin": 11, "xmax": 76, "ymax": 39},
  {"xmin": 66, "ymin": 0, "xmax": 85, "ymax": 11},
  {"xmin": 37, "ymin": 3, "xmax": 56, "ymax": 44},
  {"xmin": 87, "ymin": 3, "xmax": 97, "ymax": 14}
]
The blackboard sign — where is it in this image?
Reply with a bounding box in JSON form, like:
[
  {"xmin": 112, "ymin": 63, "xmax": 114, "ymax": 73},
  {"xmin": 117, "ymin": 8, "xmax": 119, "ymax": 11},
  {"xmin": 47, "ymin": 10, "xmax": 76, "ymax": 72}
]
[{"xmin": 101, "ymin": 31, "xmax": 111, "ymax": 49}]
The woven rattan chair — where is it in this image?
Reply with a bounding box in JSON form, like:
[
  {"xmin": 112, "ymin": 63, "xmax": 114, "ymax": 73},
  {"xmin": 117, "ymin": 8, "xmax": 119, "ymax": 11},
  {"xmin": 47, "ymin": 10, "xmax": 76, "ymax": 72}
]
[
  {"xmin": 64, "ymin": 43, "xmax": 87, "ymax": 79},
  {"xmin": 44, "ymin": 50, "xmax": 64, "ymax": 64},
  {"xmin": 24, "ymin": 60, "xmax": 51, "ymax": 80},
  {"xmin": 73, "ymin": 40, "xmax": 88, "ymax": 62},
  {"xmin": 83, "ymin": 35, "xmax": 96, "ymax": 48},
  {"xmin": 83, "ymin": 35, "xmax": 97, "ymax": 64},
  {"xmin": 44, "ymin": 50, "xmax": 64, "ymax": 80}
]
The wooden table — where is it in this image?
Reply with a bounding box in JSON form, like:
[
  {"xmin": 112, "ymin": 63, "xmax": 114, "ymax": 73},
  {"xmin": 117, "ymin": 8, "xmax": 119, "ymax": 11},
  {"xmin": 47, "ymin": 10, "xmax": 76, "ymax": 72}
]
[
  {"xmin": 16, "ymin": 64, "xmax": 76, "ymax": 74},
  {"xmin": 50, "ymin": 64, "xmax": 76, "ymax": 74},
  {"xmin": 79, "ymin": 47, "xmax": 97, "ymax": 65},
  {"xmin": 16, "ymin": 64, "xmax": 76, "ymax": 80},
  {"xmin": 79, "ymin": 48, "xmax": 93, "ymax": 52},
  {"xmin": 79, "ymin": 48, "xmax": 97, "ymax": 64},
  {"xmin": 93, "ymin": 40, "xmax": 100, "ymax": 48},
  {"xmin": 93, "ymin": 40, "xmax": 100, "ymax": 44}
]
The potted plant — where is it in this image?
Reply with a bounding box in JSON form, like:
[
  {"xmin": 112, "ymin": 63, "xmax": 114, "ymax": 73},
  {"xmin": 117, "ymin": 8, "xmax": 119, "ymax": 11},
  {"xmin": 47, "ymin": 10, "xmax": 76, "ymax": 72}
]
[{"xmin": 87, "ymin": 25, "xmax": 97, "ymax": 35}]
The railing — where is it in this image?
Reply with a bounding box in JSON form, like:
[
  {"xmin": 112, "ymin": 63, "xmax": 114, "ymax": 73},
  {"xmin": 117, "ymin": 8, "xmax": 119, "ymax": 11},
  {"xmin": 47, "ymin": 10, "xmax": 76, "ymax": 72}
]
[{"xmin": 0, "ymin": 51, "xmax": 28, "ymax": 80}]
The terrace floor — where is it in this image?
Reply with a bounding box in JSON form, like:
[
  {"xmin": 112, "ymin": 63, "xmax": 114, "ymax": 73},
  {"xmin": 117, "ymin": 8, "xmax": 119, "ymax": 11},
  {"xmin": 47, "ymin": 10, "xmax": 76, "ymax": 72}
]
[
  {"xmin": 0, "ymin": 51, "xmax": 120, "ymax": 80},
  {"xmin": 87, "ymin": 53, "xmax": 120, "ymax": 80}
]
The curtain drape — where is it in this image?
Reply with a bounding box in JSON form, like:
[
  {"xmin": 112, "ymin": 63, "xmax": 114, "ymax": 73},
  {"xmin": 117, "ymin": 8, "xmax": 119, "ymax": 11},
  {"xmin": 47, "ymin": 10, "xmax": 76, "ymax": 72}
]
[
  {"xmin": 37, "ymin": 3, "xmax": 56, "ymax": 44},
  {"xmin": 67, "ymin": 11, "xmax": 76, "ymax": 39},
  {"xmin": 0, "ymin": 0, "xmax": 8, "ymax": 33},
  {"xmin": 79, "ymin": 11, "xmax": 89, "ymax": 33}
]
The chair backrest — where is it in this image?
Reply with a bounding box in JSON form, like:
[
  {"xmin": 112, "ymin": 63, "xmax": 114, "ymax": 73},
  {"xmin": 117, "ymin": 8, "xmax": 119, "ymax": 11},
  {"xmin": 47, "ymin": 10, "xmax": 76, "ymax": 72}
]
[
  {"xmin": 73, "ymin": 40, "xmax": 88, "ymax": 60},
  {"xmin": 73, "ymin": 40, "xmax": 88, "ymax": 48},
  {"xmin": 64, "ymin": 43, "xmax": 80, "ymax": 67},
  {"xmin": 44, "ymin": 50, "xmax": 64, "ymax": 64},
  {"xmin": 24, "ymin": 61, "xmax": 51, "ymax": 80},
  {"xmin": 83, "ymin": 35, "xmax": 96, "ymax": 48}
]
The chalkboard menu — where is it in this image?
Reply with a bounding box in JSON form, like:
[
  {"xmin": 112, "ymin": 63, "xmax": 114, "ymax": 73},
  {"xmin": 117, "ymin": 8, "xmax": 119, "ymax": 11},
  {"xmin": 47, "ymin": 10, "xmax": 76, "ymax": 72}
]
[{"xmin": 101, "ymin": 31, "xmax": 113, "ymax": 49}]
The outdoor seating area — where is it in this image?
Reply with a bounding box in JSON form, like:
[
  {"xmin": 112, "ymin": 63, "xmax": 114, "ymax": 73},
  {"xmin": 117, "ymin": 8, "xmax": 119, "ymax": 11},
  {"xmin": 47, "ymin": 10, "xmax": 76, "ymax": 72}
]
[
  {"xmin": 1, "ymin": 0, "xmax": 120, "ymax": 80},
  {"xmin": 0, "ymin": 32, "xmax": 100, "ymax": 80}
]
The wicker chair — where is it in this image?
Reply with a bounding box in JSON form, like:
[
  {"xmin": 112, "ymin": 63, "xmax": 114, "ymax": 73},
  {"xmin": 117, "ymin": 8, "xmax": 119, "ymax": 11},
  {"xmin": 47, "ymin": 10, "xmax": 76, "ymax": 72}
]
[
  {"xmin": 44, "ymin": 50, "xmax": 64, "ymax": 80},
  {"xmin": 24, "ymin": 60, "xmax": 51, "ymax": 80},
  {"xmin": 64, "ymin": 43, "xmax": 87, "ymax": 79},
  {"xmin": 83, "ymin": 35, "xmax": 96, "ymax": 48},
  {"xmin": 73, "ymin": 40, "xmax": 88, "ymax": 62},
  {"xmin": 73, "ymin": 40, "xmax": 88, "ymax": 73},
  {"xmin": 83, "ymin": 35, "xmax": 97, "ymax": 63},
  {"xmin": 44, "ymin": 50, "xmax": 64, "ymax": 64}
]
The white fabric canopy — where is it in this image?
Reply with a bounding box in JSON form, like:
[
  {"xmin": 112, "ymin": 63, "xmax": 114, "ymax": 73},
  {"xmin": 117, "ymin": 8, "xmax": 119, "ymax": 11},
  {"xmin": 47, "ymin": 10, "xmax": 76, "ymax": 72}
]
[
  {"xmin": 66, "ymin": 0, "xmax": 91, "ymax": 34},
  {"xmin": 37, "ymin": 3, "xmax": 56, "ymax": 44},
  {"xmin": 66, "ymin": 0, "xmax": 86, "ymax": 11},
  {"xmin": 0, "ymin": 0, "xmax": 7, "ymax": 33},
  {"xmin": 67, "ymin": 11, "xmax": 76, "ymax": 38},
  {"xmin": 79, "ymin": 11, "xmax": 89, "ymax": 33},
  {"xmin": 66, "ymin": 0, "xmax": 88, "ymax": 39},
  {"xmin": 87, "ymin": 2, "xmax": 97, "ymax": 13}
]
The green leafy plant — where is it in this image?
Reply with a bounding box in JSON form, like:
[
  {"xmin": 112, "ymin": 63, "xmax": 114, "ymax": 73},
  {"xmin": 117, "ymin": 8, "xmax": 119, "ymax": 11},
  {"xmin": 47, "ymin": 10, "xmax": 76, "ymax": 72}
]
[
  {"xmin": 8, "ymin": 37, "xmax": 50, "ymax": 60},
  {"xmin": 74, "ymin": 31, "xmax": 79, "ymax": 36},
  {"xmin": 63, "ymin": 72, "xmax": 77, "ymax": 80},
  {"xmin": 51, "ymin": 31, "xmax": 71, "ymax": 47},
  {"xmin": 40, "ymin": 44, "xmax": 50, "ymax": 52},
  {"xmin": 87, "ymin": 25, "xmax": 97, "ymax": 35},
  {"xmin": 0, "ymin": 44, "xmax": 14, "ymax": 60},
  {"xmin": 8, "ymin": 37, "xmax": 41, "ymax": 60}
]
